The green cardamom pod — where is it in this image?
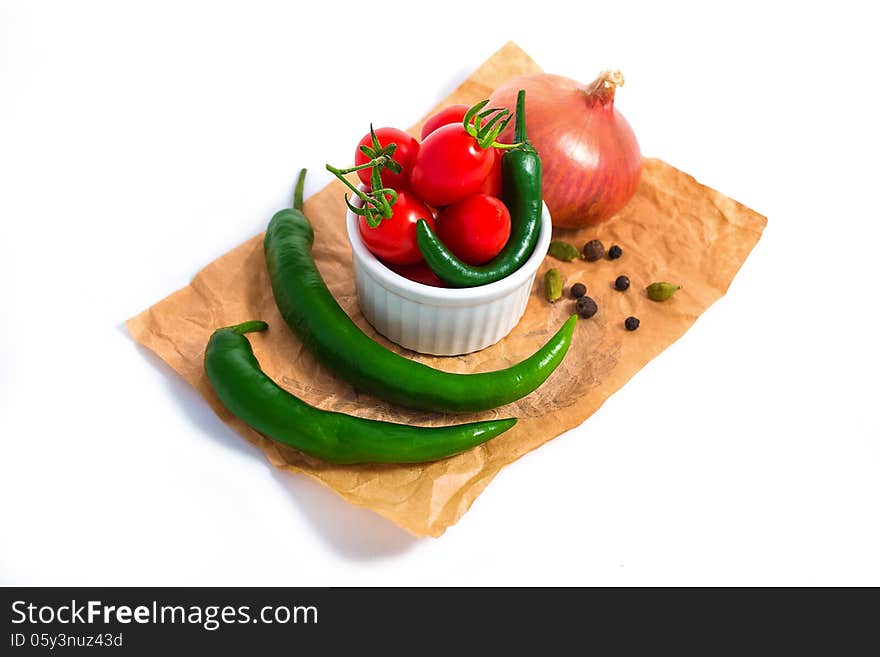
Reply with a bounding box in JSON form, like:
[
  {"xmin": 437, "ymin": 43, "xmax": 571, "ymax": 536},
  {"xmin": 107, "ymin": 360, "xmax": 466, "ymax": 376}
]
[
  {"xmin": 547, "ymin": 240, "xmax": 580, "ymax": 262},
  {"xmin": 544, "ymin": 268, "xmax": 563, "ymax": 303},
  {"xmin": 646, "ymin": 281, "xmax": 681, "ymax": 302}
]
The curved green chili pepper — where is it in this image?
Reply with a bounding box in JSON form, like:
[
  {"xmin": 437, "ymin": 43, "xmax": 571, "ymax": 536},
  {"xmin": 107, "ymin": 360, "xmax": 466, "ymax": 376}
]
[
  {"xmin": 264, "ymin": 169, "xmax": 576, "ymax": 414},
  {"xmin": 416, "ymin": 90, "xmax": 543, "ymax": 288},
  {"xmin": 205, "ymin": 321, "xmax": 516, "ymax": 464}
]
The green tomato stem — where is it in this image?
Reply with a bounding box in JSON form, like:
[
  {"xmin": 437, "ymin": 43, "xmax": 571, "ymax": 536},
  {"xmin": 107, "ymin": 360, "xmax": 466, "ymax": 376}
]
[
  {"xmin": 326, "ymin": 163, "xmax": 370, "ymax": 201},
  {"xmin": 462, "ymin": 98, "xmax": 522, "ymax": 149},
  {"xmin": 333, "ymin": 155, "xmax": 392, "ymax": 176},
  {"xmin": 326, "ymin": 162, "xmax": 397, "ymax": 229}
]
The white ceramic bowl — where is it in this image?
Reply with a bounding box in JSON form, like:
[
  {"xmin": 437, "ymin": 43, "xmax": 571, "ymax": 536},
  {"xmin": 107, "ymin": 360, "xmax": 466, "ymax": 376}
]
[{"xmin": 346, "ymin": 199, "xmax": 552, "ymax": 356}]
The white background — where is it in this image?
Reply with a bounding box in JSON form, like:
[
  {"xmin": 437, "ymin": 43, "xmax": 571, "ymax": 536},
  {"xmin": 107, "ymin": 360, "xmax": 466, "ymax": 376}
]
[{"xmin": 2, "ymin": 0, "xmax": 878, "ymax": 586}]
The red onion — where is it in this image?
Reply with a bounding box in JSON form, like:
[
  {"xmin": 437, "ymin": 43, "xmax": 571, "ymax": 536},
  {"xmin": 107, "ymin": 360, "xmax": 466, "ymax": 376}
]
[{"xmin": 490, "ymin": 70, "xmax": 642, "ymax": 228}]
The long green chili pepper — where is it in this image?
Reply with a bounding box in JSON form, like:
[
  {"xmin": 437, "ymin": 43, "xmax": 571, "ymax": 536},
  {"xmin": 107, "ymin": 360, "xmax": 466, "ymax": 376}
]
[
  {"xmin": 415, "ymin": 89, "xmax": 543, "ymax": 288},
  {"xmin": 205, "ymin": 321, "xmax": 516, "ymax": 464},
  {"xmin": 264, "ymin": 169, "xmax": 576, "ymax": 414}
]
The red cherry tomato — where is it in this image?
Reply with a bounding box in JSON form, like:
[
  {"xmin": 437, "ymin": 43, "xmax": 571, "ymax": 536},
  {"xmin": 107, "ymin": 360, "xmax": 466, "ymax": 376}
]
[
  {"xmin": 358, "ymin": 190, "xmax": 434, "ymax": 266},
  {"xmin": 409, "ymin": 124, "xmax": 495, "ymax": 207},
  {"xmin": 479, "ymin": 148, "xmax": 503, "ymax": 197},
  {"xmin": 420, "ymin": 104, "xmax": 469, "ymax": 140},
  {"xmin": 435, "ymin": 194, "xmax": 511, "ymax": 265},
  {"xmin": 354, "ymin": 127, "xmax": 419, "ymax": 190},
  {"xmin": 387, "ymin": 261, "xmax": 447, "ymax": 287}
]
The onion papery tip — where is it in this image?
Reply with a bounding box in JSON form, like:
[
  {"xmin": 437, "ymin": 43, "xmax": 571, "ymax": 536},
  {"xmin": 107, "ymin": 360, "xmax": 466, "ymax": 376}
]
[{"xmin": 584, "ymin": 70, "xmax": 625, "ymax": 106}]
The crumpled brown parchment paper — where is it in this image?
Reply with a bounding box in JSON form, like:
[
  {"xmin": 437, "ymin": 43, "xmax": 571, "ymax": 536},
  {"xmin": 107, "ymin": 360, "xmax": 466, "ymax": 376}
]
[{"xmin": 126, "ymin": 42, "xmax": 767, "ymax": 537}]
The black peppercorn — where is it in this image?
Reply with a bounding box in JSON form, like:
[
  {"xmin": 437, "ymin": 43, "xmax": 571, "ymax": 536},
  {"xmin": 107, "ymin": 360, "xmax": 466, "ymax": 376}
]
[
  {"xmin": 608, "ymin": 245, "xmax": 623, "ymax": 260},
  {"xmin": 570, "ymin": 283, "xmax": 587, "ymax": 299},
  {"xmin": 576, "ymin": 295, "xmax": 598, "ymax": 319},
  {"xmin": 625, "ymin": 316, "xmax": 640, "ymax": 331},
  {"xmin": 614, "ymin": 275, "xmax": 630, "ymax": 291},
  {"xmin": 582, "ymin": 239, "xmax": 605, "ymax": 262}
]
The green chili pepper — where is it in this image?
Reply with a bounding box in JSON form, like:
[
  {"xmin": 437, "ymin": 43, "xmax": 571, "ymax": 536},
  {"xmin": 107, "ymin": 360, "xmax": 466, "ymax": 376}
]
[
  {"xmin": 415, "ymin": 89, "xmax": 542, "ymax": 288},
  {"xmin": 264, "ymin": 169, "xmax": 577, "ymax": 414},
  {"xmin": 205, "ymin": 321, "xmax": 516, "ymax": 464}
]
